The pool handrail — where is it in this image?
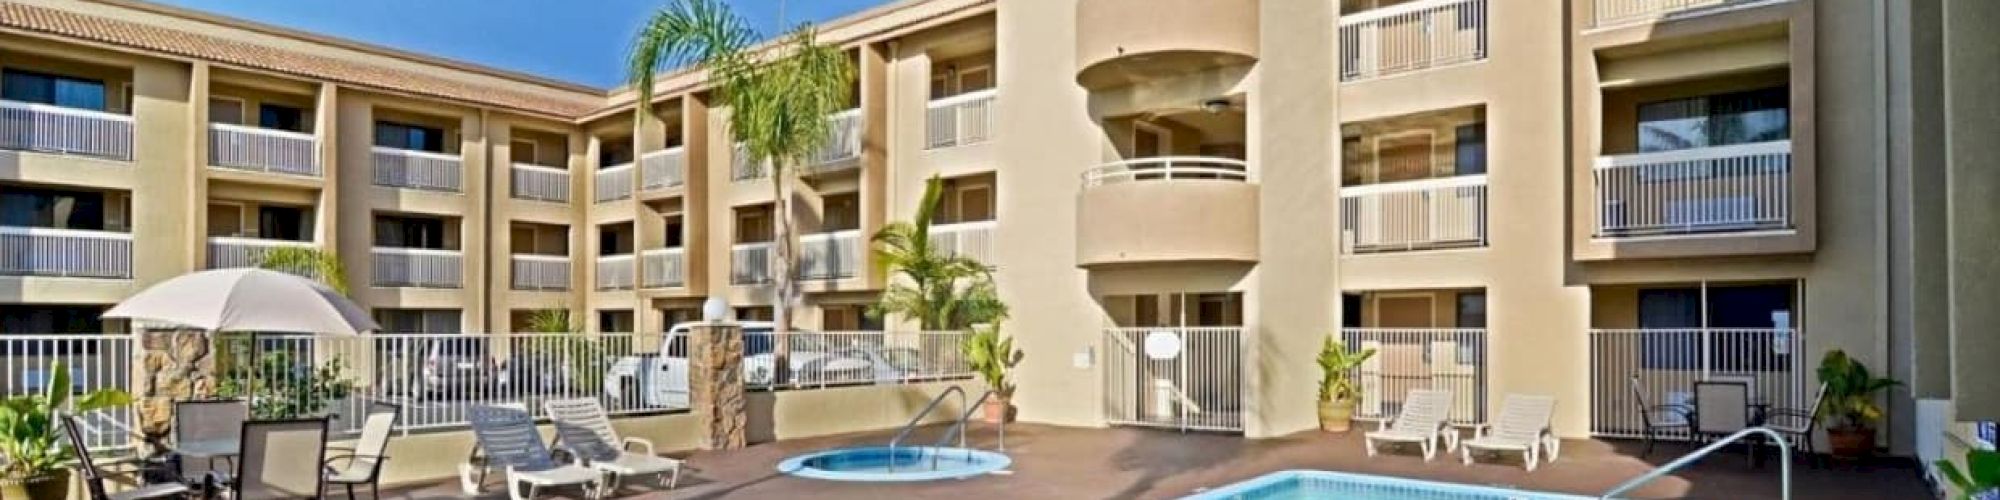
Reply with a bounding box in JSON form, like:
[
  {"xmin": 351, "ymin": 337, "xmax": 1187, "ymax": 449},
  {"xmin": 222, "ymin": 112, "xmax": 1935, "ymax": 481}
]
[
  {"xmin": 930, "ymin": 389, "xmax": 1005, "ymax": 470},
  {"xmin": 1597, "ymin": 426, "xmax": 1790, "ymax": 500},
  {"xmin": 886, "ymin": 385, "xmax": 967, "ymax": 472}
]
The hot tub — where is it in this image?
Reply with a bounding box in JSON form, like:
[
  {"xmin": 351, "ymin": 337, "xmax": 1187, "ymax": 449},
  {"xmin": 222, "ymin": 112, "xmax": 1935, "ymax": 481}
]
[{"xmin": 776, "ymin": 446, "xmax": 1011, "ymax": 482}]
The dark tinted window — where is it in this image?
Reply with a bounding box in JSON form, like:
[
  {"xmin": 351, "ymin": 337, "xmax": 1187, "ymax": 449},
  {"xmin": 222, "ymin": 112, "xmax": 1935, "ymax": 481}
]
[
  {"xmin": 258, "ymin": 205, "xmax": 306, "ymax": 241},
  {"xmin": 0, "ymin": 188, "xmax": 105, "ymax": 230},
  {"xmin": 259, "ymin": 104, "xmax": 305, "ymax": 132},
  {"xmin": 2, "ymin": 69, "xmax": 106, "ymax": 111},
  {"xmin": 374, "ymin": 121, "xmax": 445, "ymax": 152}
]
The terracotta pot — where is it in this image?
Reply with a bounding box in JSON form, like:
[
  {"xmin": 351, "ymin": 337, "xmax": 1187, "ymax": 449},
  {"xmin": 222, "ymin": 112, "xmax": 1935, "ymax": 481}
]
[
  {"xmin": 982, "ymin": 397, "xmax": 1013, "ymax": 424},
  {"xmin": 1319, "ymin": 399, "xmax": 1356, "ymax": 433},
  {"xmin": 1, "ymin": 470, "xmax": 72, "ymax": 500},
  {"xmin": 1827, "ymin": 427, "xmax": 1875, "ymax": 459}
]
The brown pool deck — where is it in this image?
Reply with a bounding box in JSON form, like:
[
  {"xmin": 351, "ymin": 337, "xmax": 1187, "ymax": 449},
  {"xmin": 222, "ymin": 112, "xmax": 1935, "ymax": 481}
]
[{"xmin": 390, "ymin": 423, "xmax": 1933, "ymax": 499}]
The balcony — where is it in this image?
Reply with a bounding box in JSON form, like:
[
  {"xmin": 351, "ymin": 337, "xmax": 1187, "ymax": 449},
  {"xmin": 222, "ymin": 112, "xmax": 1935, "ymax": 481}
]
[
  {"xmin": 1592, "ymin": 140, "xmax": 1792, "ymax": 239},
  {"xmin": 370, "ymin": 247, "xmax": 461, "ymax": 288},
  {"xmin": 596, "ymin": 254, "xmax": 635, "ymax": 290},
  {"xmin": 1340, "ymin": 175, "xmax": 1488, "ymax": 254},
  {"xmin": 595, "ymin": 163, "xmax": 634, "ymax": 203},
  {"xmin": 731, "ymin": 242, "xmax": 774, "ymax": 285},
  {"xmin": 207, "ymin": 237, "xmax": 313, "ymax": 269},
  {"xmin": 732, "ymin": 143, "xmax": 766, "ymax": 181},
  {"xmin": 511, "ymin": 163, "xmax": 570, "ymax": 203},
  {"xmin": 1076, "ymin": 157, "xmax": 1259, "ymax": 267},
  {"xmin": 806, "ymin": 109, "xmax": 862, "ymax": 172},
  {"xmin": 1591, "ymin": 0, "xmax": 1777, "ymax": 28},
  {"xmin": 926, "ymin": 89, "xmax": 996, "ymax": 150},
  {"xmin": 929, "ymin": 220, "xmax": 996, "ymax": 264},
  {"xmin": 371, "ymin": 147, "xmax": 462, "ymax": 192},
  {"xmin": 1339, "ymin": 0, "xmax": 1489, "ymax": 83},
  {"xmin": 208, "ymin": 124, "xmax": 318, "ymax": 177},
  {"xmin": 0, "ymin": 226, "xmax": 132, "ymax": 279},
  {"xmin": 510, "ymin": 254, "xmax": 569, "ymax": 291},
  {"xmin": 640, "ymin": 148, "xmax": 686, "ymax": 191},
  {"xmin": 1074, "ymin": 0, "xmax": 1258, "ymax": 89},
  {"xmin": 798, "ymin": 230, "xmax": 863, "ymax": 281},
  {"xmin": 0, "ymin": 100, "xmax": 134, "ymax": 161},
  {"xmin": 641, "ymin": 248, "xmax": 685, "ymax": 288}
]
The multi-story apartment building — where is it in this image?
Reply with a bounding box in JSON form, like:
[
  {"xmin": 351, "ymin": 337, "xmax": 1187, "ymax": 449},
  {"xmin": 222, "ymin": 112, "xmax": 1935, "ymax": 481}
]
[{"xmin": 0, "ymin": 0, "xmax": 1991, "ymax": 464}]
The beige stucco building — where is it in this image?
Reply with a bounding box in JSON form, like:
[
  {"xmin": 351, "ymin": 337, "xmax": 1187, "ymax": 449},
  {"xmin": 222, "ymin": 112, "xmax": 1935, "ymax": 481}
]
[{"xmin": 0, "ymin": 0, "xmax": 1993, "ymax": 472}]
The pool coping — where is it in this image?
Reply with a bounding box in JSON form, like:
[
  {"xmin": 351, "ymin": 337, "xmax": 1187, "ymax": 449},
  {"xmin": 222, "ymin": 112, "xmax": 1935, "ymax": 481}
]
[{"xmin": 1182, "ymin": 469, "xmax": 1599, "ymax": 499}]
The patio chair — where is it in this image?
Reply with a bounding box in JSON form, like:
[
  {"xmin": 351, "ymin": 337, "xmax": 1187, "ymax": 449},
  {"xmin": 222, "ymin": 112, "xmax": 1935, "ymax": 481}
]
[
  {"xmin": 1459, "ymin": 394, "xmax": 1559, "ymax": 471},
  {"xmin": 1765, "ymin": 382, "xmax": 1828, "ymax": 467},
  {"xmin": 62, "ymin": 414, "xmax": 191, "ymax": 500},
  {"xmin": 1629, "ymin": 374, "xmax": 1692, "ymax": 457},
  {"xmin": 207, "ymin": 418, "xmax": 331, "ymax": 500},
  {"xmin": 1693, "ymin": 381, "xmax": 1755, "ymax": 466},
  {"xmin": 325, "ymin": 404, "xmax": 399, "ymax": 499},
  {"xmin": 544, "ymin": 398, "xmax": 683, "ymax": 494},
  {"xmin": 461, "ymin": 404, "xmax": 602, "ymax": 500},
  {"xmin": 173, "ymin": 399, "xmax": 248, "ymax": 482},
  {"xmin": 1363, "ymin": 388, "xmax": 1456, "ymax": 461}
]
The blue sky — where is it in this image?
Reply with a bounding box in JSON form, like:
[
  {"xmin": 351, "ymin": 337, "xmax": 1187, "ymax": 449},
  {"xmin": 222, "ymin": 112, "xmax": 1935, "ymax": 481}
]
[{"xmin": 156, "ymin": 0, "xmax": 888, "ymax": 88}]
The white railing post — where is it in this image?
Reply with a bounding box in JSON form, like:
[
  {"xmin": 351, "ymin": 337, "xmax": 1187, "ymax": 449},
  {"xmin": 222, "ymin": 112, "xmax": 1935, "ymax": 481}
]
[
  {"xmin": 510, "ymin": 163, "xmax": 571, "ymax": 203},
  {"xmin": 595, "ymin": 254, "xmax": 636, "ymax": 290},
  {"xmin": 1338, "ymin": 0, "xmax": 1489, "ymax": 82},
  {"xmin": 1, "ymin": 334, "xmax": 138, "ymax": 451},
  {"xmin": 371, "ymin": 147, "xmax": 463, "ymax": 192},
  {"xmin": 1339, "ymin": 175, "xmax": 1489, "ymax": 254},
  {"xmin": 926, "ymin": 89, "xmax": 997, "ymax": 149},
  {"xmin": 0, "ymin": 226, "xmax": 133, "ymax": 279},
  {"xmin": 641, "ymin": 248, "xmax": 685, "ymax": 288},
  {"xmin": 370, "ymin": 247, "xmax": 463, "ymax": 288},
  {"xmin": 1586, "ymin": 328, "xmax": 1805, "ymax": 439},
  {"xmin": 732, "ymin": 242, "xmax": 774, "ymax": 284},
  {"xmin": 1339, "ymin": 328, "xmax": 1488, "ymax": 425},
  {"xmin": 929, "ymin": 220, "xmax": 997, "ymax": 264},
  {"xmin": 208, "ymin": 123, "xmax": 320, "ymax": 176},
  {"xmin": 640, "ymin": 147, "xmax": 687, "ymax": 191},
  {"xmin": 206, "ymin": 237, "xmax": 315, "ymax": 270},
  {"xmin": 0, "ymin": 100, "xmax": 134, "ymax": 160},
  {"xmin": 1081, "ymin": 157, "xmax": 1250, "ymax": 187},
  {"xmin": 594, "ymin": 163, "xmax": 635, "ymax": 203},
  {"xmin": 509, "ymin": 254, "xmax": 570, "ymax": 290},
  {"xmin": 1592, "ymin": 0, "xmax": 1767, "ymax": 27},
  {"xmin": 808, "ymin": 109, "xmax": 863, "ymax": 168}
]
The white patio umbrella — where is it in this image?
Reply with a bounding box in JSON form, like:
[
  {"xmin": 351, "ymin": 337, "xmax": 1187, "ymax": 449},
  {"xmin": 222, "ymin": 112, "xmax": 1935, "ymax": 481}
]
[{"xmin": 104, "ymin": 268, "xmax": 377, "ymax": 334}]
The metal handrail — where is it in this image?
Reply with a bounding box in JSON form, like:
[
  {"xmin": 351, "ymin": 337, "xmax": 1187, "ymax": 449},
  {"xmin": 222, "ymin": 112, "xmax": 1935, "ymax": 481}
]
[
  {"xmin": 885, "ymin": 385, "xmax": 966, "ymax": 472},
  {"xmin": 928, "ymin": 389, "xmax": 1006, "ymax": 470},
  {"xmin": 1599, "ymin": 427, "xmax": 1791, "ymax": 500}
]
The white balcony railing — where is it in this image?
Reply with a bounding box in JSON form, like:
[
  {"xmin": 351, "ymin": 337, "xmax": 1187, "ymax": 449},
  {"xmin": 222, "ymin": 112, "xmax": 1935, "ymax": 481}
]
[
  {"xmin": 641, "ymin": 248, "xmax": 685, "ymax": 288},
  {"xmin": 926, "ymin": 89, "xmax": 996, "ymax": 149},
  {"xmin": 0, "ymin": 226, "xmax": 132, "ymax": 279},
  {"xmin": 0, "ymin": 100, "xmax": 134, "ymax": 161},
  {"xmin": 731, "ymin": 242, "xmax": 775, "ymax": 285},
  {"xmin": 208, "ymin": 123, "xmax": 318, "ymax": 177},
  {"xmin": 371, "ymin": 147, "xmax": 462, "ymax": 192},
  {"xmin": 510, "ymin": 254, "xmax": 569, "ymax": 291},
  {"xmin": 1339, "ymin": 175, "xmax": 1488, "ymax": 254},
  {"xmin": 732, "ymin": 143, "xmax": 766, "ymax": 181},
  {"xmin": 1593, "ymin": 140, "xmax": 1792, "ymax": 238},
  {"xmin": 595, "ymin": 254, "xmax": 636, "ymax": 290},
  {"xmin": 798, "ymin": 229, "xmax": 863, "ymax": 281},
  {"xmin": 595, "ymin": 163, "xmax": 634, "ymax": 203},
  {"xmin": 808, "ymin": 108, "xmax": 862, "ymax": 169},
  {"xmin": 370, "ymin": 247, "xmax": 462, "ymax": 288},
  {"xmin": 1342, "ymin": 328, "xmax": 1489, "ymax": 425},
  {"xmin": 1083, "ymin": 157, "xmax": 1249, "ymax": 187},
  {"xmin": 929, "ymin": 220, "xmax": 997, "ymax": 264},
  {"xmin": 1339, "ymin": 0, "xmax": 1489, "ymax": 82},
  {"xmin": 1592, "ymin": 0, "xmax": 1772, "ymax": 27},
  {"xmin": 206, "ymin": 237, "xmax": 313, "ymax": 270},
  {"xmin": 511, "ymin": 163, "xmax": 570, "ymax": 203},
  {"xmin": 640, "ymin": 147, "xmax": 687, "ymax": 191},
  {"xmin": 1588, "ymin": 328, "xmax": 1806, "ymax": 440}
]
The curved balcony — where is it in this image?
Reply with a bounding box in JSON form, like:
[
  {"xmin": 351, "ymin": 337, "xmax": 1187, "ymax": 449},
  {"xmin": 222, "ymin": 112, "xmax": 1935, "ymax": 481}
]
[
  {"xmin": 1075, "ymin": 0, "xmax": 1258, "ymax": 90},
  {"xmin": 1077, "ymin": 157, "xmax": 1259, "ymax": 267}
]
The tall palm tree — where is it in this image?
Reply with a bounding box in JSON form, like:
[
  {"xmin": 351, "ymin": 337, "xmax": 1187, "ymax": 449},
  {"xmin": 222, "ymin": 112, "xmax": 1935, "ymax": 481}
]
[
  {"xmin": 871, "ymin": 175, "xmax": 1007, "ymax": 330},
  {"xmin": 629, "ymin": 0, "xmax": 855, "ymax": 381}
]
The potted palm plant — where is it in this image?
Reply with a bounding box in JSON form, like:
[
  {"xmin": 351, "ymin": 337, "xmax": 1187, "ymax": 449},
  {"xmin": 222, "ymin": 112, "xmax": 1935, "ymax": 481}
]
[
  {"xmin": 964, "ymin": 324, "xmax": 1021, "ymax": 424},
  {"xmin": 0, "ymin": 361, "xmax": 133, "ymax": 500},
  {"xmin": 1935, "ymin": 448, "xmax": 1999, "ymax": 500},
  {"xmin": 1317, "ymin": 336, "xmax": 1376, "ymax": 432},
  {"xmin": 1815, "ymin": 349, "xmax": 1899, "ymax": 459}
]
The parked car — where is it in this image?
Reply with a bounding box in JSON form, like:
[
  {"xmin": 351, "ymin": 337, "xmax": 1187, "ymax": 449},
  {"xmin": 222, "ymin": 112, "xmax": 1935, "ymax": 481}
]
[
  {"xmin": 794, "ymin": 346, "xmax": 930, "ymax": 386},
  {"xmin": 384, "ymin": 337, "xmax": 499, "ymax": 400},
  {"xmin": 603, "ymin": 321, "xmax": 832, "ymax": 408}
]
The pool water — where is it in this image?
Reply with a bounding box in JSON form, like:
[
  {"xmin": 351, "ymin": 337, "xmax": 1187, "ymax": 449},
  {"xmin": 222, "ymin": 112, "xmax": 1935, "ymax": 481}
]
[
  {"xmin": 1185, "ymin": 470, "xmax": 1590, "ymax": 500},
  {"xmin": 777, "ymin": 446, "xmax": 1011, "ymax": 482}
]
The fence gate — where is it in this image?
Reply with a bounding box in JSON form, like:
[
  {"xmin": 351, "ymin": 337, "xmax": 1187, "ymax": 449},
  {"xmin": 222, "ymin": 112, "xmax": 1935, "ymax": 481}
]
[{"xmin": 1102, "ymin": 327, "xmax": 1244, "ymax": 433}]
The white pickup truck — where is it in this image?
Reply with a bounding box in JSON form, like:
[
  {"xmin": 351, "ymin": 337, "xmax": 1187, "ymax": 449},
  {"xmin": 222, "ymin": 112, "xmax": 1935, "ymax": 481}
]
[{"xmin": 602, "ymin": 321, "xmax": 829, "ymax": 408}]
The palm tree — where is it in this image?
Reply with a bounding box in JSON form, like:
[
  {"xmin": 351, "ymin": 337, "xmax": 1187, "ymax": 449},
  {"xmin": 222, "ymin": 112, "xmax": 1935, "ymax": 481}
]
[
  {"xmin": 629, "ymin": 0, "xmax": 856, "ymax": 382},
  {"xmin": 255, "ymin": 246, "xmax": 348, "ymax": 294},
  {"xmin": 871, "ymin": 175, "xmax": 1008, "ymax": 330}
]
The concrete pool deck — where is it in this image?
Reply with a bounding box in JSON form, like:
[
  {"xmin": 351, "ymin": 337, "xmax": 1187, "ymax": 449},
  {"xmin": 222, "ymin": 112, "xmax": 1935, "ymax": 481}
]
[{"xmin": 390, "ymin": 423, "xmax": 1933, "ymax": 499}]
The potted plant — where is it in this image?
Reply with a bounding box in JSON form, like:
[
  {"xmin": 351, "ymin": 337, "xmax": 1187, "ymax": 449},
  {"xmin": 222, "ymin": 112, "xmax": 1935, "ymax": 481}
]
[
  {"xmin": 1316, "ymin": 336, "xmax": 1376, "ymax": 432},
  {"xmin": 964, "ymin": 324, "xmax": 1021, "ymax": 424},
  {"xmin": 0, "ymin": 361, "xmax": 133, "ymax": 500},
  {"xmin": 1815, "ymin": 349, "xmax": 1899, "ymax": 459},
  {"xmin": 1935, "ymin": 448, "xmax": 1999, "ymax": 500}
]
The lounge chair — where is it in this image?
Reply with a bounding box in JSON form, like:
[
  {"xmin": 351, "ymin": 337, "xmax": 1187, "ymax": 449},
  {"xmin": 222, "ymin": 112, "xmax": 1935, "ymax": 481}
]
[
  {"xmin": 207, "ymin": 418, "xmax": 331, "ymax": 500},
  {"xmin": 1460, "ymin": 394, "xmax": 1559, "ymax": 471},
  {"xmin": 1629, "ymin": 374, "xmax": 1692, "ymax": 457},
  {"xmin": 62, "ymin": 415, "xmax": 191, "ymax": 500},
  {"xmin": 544, "ymin": 398, "xmax": 682, "ymax": 495},
  {"xmin": 325, "ymin": 404, "xmax": 399, "ymax": 499},
  {"xmin": 1363, "ymin": 388, "xmax": 1455, "ymax": 461},
  {"xmin": 461, "ymin": 404, "xmax": 602, "ymax": 500},
  {"xmin": 1766, "ymin": 383, "xmax": 1828, "ymax": 467}
]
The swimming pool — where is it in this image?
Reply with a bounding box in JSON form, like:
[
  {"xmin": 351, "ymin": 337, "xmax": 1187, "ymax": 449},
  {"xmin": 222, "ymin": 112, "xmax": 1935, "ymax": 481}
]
[
  {"xmin": 776, "ymin": 446, "xmax": 1011, "ymax": 482},
  {"xmin": 1184, "ymin": 470, "xmax": 1592, "ymax": 500}
]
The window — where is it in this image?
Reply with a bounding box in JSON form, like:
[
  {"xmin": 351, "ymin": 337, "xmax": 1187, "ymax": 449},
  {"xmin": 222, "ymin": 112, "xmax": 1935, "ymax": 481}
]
[
  {"xmin": 1375, "ymin": 132, "xmax": 1434, "ymax": 183},
  {"xmin": 1342, "ymin": 294, "xmax": 1365, "ymax": 328},
  {"xmin": 258, "ymin": 205, "xmax": 307, "ymax": 241},
  {"xmin": 374, "ymin": 121, "xmax": 445, "ymax": 152},
  {"xmin": 663, "ymin": 216, "xmax": 685, "ymax": 248},
  {"xmin": 1637, "ymin": 87, "xmax": 1789, "ymax": 153},
  {"xmin": 1455, "ymin": 123, "xmax": 1486, "ymax": 175},
  {"xmin": 372, "ymin": 309, "xmax": 460, "ymax": 334},
  {"xmin": 822, "ymin": 194, "xmax": 860, "ymax": 232},
  {"xmin": 736, "ymin": 208, "xmax": 773, "ymax": 243},
  {"xmin": 1456, "ymin": 293, "xmax": 1487, "ymax": 328},
  {"xmin": 1, "ymin": 305, "xmax": 108, "ymax": 356},
  {"xmin": 207, "ymin": 202, "xmax": 244, "ymax": 237},
  {"xmin": 2, "ymin": 69, "xmax": 107, "ymax": 111},
  {"xmin": 1636, "ymin": 284, "xmax": 1795, "ymax": 372},
  {"xmin": 259, "ymin": 104, "xmax": 305, "ymax": 132},
  {"xmin": 600, "ymin": 137, "xmax": 633, "ymax": 167},
  {"xmin": 511, "ymin": 140, "xmax": 539, "ymax": 165},
  {"xmin": 598, "ymin": 310, "xmax": 634, "ymax": 333},
  {"xmin": 373, "ymin": 215, "xmax": 447, "ymax": 249},
  {"xmin": 1, "ymin": 188, "xmax": 106, "ymax": 230},
  {"xmin": 599, "ymin": 226, "xmax": 631, "ymax": 255},
  {"xmin": 208, "ymin": 97, "xmax": 245, "ymax": 125}
]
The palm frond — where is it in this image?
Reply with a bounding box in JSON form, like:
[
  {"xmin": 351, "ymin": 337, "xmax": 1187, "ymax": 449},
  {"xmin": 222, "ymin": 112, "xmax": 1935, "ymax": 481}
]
[{"xmin": 255, "ymin": 246, "xmax": 348, "ymax": 294}]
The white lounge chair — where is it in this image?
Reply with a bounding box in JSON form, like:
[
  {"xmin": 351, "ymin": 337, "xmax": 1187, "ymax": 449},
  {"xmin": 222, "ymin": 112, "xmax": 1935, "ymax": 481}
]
[
  {"xmin": 1363, "ymin": 388, "xmax": 1456, "ymax": 461},
  {"xmin": 462, "ymin": 404, "xmax": 603, "ymax": 500},
  {"xmin": 544, "ymin": 397, "xmax": 683, "ymax": 495},
  {"xmin": 1460, "ymin": 394, "xmax": 1559, "ymax": 471}
]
